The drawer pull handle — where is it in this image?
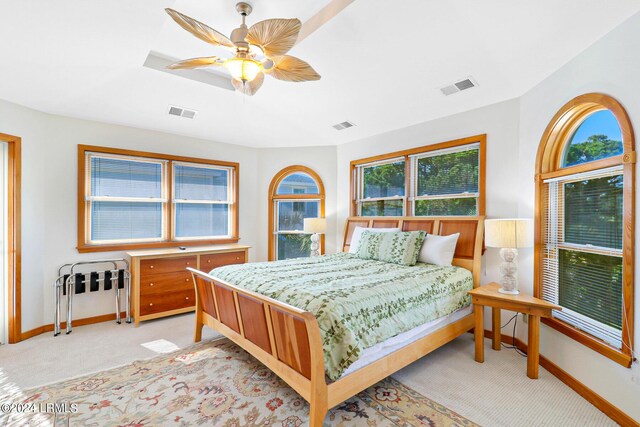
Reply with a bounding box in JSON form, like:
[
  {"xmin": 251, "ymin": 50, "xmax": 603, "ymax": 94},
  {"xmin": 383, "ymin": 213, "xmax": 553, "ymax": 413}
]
[
  {"xmin": 236, "ymin": 257, "xmax": 240, "ymax": 260},
  {"xmin": 149, "ymin": 265, "xmax": 154, "ymax": 269},
  {"xmin": 149, "ymin": 303, "xmax": 153, "ymax": 306},
  {"xmin": 149, "ymin": 283, "xmax": 154, "ymax": 287},
  {"xmin": 185, "ymin": 297, "xmax": 190, "ymax": 301},
  {"xmin": 185, "ymin": 278, "xmax": 190, "ymax": 282},
  {"xmin": 186, "ymin": 262, "xmax": 190, "ymax": 265},
  {"xmin": 207, "ymin": 260, "xmax": 211, "ymax": 263}
]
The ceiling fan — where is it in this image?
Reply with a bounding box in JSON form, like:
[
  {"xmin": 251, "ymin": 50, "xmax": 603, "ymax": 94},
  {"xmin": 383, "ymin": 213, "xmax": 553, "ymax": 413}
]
[{"xmin": 165, "ymin": 3, "xmax": 321, "ymax": 96}]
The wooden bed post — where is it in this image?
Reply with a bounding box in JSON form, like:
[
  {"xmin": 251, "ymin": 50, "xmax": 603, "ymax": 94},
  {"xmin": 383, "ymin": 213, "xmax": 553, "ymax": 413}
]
[
  {"xmin": 305, "ymin": 312, "xmax": 329, "ymax": 426},
  {"xmin": 194, "ymin": 283, "xmax": 204, "ymax": 343}
]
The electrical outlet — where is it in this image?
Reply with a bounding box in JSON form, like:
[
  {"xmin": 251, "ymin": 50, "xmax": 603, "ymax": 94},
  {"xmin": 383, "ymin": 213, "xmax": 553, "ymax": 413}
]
[{"xmin": 521, "ymin": 313, "xmax": 528, "ymax": 323}]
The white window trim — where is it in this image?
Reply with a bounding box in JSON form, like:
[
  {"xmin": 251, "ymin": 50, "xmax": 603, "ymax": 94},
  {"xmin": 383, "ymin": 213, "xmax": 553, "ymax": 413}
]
[
  {"xmin": 410, "ymin": 143, "xmax": 480, "ymax": 215},
  {"xmin": 542, "ymin": 165, "xmax": 625, "ymax": 349},
  {"xmin": 171, "ymin": 161, "xmax": 235, "ymax": 241},
  {"xmin": 355, "ymin": 158, "xmax": 406, "ymax": 216},
  {"xmin": 86, "ymin": 152, "xmax": 168, "ymax": 244}
]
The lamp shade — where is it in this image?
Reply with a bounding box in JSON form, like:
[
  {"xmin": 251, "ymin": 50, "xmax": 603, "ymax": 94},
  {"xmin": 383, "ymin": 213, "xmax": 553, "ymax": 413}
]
[
  {"xmin": 304, "ymin": 218, "xmax": 326, "ymax": 234},
  {"xmin": 485, "ymin": 218, "xmax": 533, "ymax": 248}
]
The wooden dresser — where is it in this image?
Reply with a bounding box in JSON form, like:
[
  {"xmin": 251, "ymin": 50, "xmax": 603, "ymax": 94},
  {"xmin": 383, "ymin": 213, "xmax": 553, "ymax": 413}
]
[{"xmin": 127, "ymin": 244, "xmax": 250, "ymax": 326}]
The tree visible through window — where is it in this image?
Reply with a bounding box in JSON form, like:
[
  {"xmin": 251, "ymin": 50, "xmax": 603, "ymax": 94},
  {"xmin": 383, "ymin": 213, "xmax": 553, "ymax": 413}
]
[
  {"xmin": 535, "ymin": 94, "xmax": 634, "ymax": 367},
  {"xmin": 269, "ymin": 167, "xmax": 325, "ymax": 261},
  {"xmin": 563, "ymin": 110, "xmax": 623, "ymax": 167},
  {"xmin": 353, "ymin": 140, "xmax": 482, "ymax": 217}
]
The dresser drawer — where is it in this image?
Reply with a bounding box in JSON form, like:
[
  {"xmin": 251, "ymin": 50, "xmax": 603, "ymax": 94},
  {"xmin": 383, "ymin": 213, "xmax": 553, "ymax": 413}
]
[
  {"xmin": 201, "ymin": 251, "xmax": 246, "ymax": 270},
  {"xmin": 140, "ymin": 271, "xmax": 193, "ymax": 296},
  {"xmin": 140, "ymin": 289, "xmax": 195, "ymax": 316},
  {"xmin": 140, "ymin": 256, "xmax": 197, "ymax": 275}
]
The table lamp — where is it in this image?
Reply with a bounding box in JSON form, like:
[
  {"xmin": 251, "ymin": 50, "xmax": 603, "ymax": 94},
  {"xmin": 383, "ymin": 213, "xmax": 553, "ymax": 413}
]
[
  {"xmin": 485, "ymin": 218, "xmax": 533, "ymax": 294},
  {"xmin": 303, "ymin": 218, "xmax": 326, "ymax": 257}
]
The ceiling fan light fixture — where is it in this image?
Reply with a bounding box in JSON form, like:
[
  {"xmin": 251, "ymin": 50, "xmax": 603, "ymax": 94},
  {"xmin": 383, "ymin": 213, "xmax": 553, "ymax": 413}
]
[{"xmin": 224, "ymin": 57, "xmax": 263, "ymax": 82}]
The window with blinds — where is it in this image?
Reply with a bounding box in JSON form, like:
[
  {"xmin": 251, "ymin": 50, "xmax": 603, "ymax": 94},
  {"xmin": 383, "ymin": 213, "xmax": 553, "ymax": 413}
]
[
  {"xmin": 88, "ymin": 155, "xmax": 166, "ymax": 242},
  {"xmin": 355, "ymin": 159, "xmax": 406, "ymax": 216},
  {"xmin": 542, "ymin": 166, "xmax": 624, "ymax": 348},
  {"xmin": 173, "ymin": 163, "xmax": 233, "ymax": 239},
  {"xmin": 270, "ymin": 167, "xmax": 323, "ymax": 260},
  {"xmin": 412, "ymin": 143, "xmax": 479, "ymax": 216},
  {"xmin": 81, "ymin": 148, "xmax": 239, "ymax": 250},
  {"xmin": 352, "ymin": 141, "xmax": 481, "ymax": 217}
]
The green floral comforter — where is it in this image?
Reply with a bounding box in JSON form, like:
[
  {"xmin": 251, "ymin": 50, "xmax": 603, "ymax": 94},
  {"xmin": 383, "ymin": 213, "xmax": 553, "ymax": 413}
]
[{"xmin": 210, "ymin": 252, "xmax": 472, "ymax": 380}]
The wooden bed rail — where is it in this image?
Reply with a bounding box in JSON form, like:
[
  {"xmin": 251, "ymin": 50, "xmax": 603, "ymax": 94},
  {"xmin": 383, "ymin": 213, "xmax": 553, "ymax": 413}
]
[
  {"xmin": 189, "ymin": 215, "xmax": 484, "ymax": 426},
  {"xmin": 188, "ymin": 267, "xmax": 328, "ymax": 421}
]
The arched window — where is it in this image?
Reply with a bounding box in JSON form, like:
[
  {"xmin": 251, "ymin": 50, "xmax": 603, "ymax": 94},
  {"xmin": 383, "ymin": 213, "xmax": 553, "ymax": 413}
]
[
  {"xmin": 269, "ymin": 166, "xmax": 325, "ymax": 261},
  {"xmin": 535, "ymin": 93, "xmax": 635, "ymax": 367}
]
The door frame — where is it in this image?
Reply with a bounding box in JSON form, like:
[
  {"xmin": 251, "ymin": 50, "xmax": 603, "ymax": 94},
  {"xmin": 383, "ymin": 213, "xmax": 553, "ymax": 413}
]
[{"xmin": 0, "ymin": 133, "xmax": 21, "ymax": 344}]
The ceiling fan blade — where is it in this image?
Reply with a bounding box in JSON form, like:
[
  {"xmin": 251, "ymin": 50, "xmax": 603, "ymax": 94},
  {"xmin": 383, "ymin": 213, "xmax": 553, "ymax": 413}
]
[
  {"xmin": 266, "ymin": 55, "xmax": 321, "ymax": 82},
  {"xmin": 167, "ymin": 56, "xmax": 222, "ymax": 70},
  {"xmin": 165, "ymin": 8, "xmax": 235, "ymax": 49},
  {"xmin": 232, "ymin": 71, "xmax": 265, "ymax": 96},
  {"xmin": 246, "ymin": 18, "xmax": 301, "ymax": 57}
]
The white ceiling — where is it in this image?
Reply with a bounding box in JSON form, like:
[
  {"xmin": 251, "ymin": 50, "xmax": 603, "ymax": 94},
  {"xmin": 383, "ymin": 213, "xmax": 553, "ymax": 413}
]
[{"xmin": 1, "ymin": 0, "xmax": 639, "ymax": 148}]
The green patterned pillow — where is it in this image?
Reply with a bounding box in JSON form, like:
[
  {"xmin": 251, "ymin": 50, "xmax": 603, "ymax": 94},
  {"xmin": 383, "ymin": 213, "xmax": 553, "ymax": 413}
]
[{"xmin": 354, "ymin": 230, "xmax": 426, "ymax": 266}]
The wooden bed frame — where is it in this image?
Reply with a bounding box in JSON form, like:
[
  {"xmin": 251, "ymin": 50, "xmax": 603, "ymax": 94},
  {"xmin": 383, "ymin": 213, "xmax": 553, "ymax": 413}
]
[{"xmin": 188, "ymin": 216, "xmax": 484, "ymax": 426}]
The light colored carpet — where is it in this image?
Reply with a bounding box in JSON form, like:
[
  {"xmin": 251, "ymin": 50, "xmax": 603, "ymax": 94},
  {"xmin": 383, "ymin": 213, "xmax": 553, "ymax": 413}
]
[
  {"xmin": 2, "ymin": 338, "xmax": 477, "ymax": 426},
  {"xmin": 394, "ymin": 335, "xmax": 616, "ymax": 427},
  {"xmin": 0, "ymin": 314, "xmax": 616, "ymax": 426}
]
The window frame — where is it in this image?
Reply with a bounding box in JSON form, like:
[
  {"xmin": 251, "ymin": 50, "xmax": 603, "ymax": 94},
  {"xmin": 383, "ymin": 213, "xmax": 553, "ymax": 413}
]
[
  {"xmin": 78, "ymin": 145, "xmax": 239, "ymax": 253},
  {"xmin": 85, "ymin": 153, "xmax": 168, "ymax": 245},
  {"xmin": 268, "ymin": 166, "xmax": 325, "ymax": 261},
  {"xmin": 356, "ymin": 157, "xmax": 406, "ymax": 216},
  {"xmin": 171, "ymin": 161, "xmax": 236, "ymax": 241},
  {"xmin": 350, "ymin": 135, "xmax": 486, "ymax": 217},
  {"xmin": 534, "ymin": 93, "xmax": 635, "ymax": 368}
]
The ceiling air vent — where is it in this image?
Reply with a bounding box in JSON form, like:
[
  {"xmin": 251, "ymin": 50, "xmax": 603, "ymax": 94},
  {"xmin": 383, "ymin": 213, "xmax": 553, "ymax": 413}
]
[
  {"xmin": 168, "ymin": 105, "xmax": 198, "ymax": 119},
  {"xmin": 440, "ymin": 77, "xmax": 478, "ymax": 96},
  {"xmin": 333, "ymin": 121, "xmax": 355, "ymax": 131}
]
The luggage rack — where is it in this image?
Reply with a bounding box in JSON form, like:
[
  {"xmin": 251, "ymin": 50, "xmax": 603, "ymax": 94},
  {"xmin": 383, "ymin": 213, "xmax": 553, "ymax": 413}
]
[{"xmin": 53, "ymin": 259, "xmax": 131, "ymax": 336}]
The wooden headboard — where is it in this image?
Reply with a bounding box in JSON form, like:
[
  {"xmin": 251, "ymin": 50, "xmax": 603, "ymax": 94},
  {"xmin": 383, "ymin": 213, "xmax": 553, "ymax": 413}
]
[{"xmin": 342, "ymin": 216, "xmax": 485, "ymax": 287}]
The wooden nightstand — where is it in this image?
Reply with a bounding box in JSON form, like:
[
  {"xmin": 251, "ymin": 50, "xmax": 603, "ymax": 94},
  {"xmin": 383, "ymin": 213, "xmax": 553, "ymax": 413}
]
[{"xmin": 468, "ymin": 283, "xmax": 561, "ymax": 379}]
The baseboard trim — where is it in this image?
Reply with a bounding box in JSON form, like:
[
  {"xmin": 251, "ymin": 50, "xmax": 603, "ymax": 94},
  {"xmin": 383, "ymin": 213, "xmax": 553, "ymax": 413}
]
[
  {"xmin": 483, "ymin": 329, "xmax": 639, "ymax": 427},
  {"xmin": 20, "ymin": 312, "xmax": 128, "ymax": 341}
]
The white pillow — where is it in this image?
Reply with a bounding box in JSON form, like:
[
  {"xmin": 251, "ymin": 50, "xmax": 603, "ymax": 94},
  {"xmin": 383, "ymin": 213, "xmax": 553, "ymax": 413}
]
[
  {"xmin": 348, "ymin": 226, "xmax": 400, "ymax": 253},
  {"xmin": 418, "ymin": 233, "xmax": 460, "ymax": 266}
]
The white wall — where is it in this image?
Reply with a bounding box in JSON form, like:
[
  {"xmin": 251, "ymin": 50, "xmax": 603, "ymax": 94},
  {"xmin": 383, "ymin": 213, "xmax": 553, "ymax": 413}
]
[
  {"xmin": 256, "ymin": 146, "xmax": 338, "ymax": 260},
  {"xmin": 517, "ymin": 11, "xmax": 640, "ymax": 420},
  {"xmin": 0, "ymin": 98, "xmax": 339, "ymax": 334}
]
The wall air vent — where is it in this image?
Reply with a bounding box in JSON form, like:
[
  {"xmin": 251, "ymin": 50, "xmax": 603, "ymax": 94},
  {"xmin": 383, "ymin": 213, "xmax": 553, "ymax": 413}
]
[
  {"xmin": 333, "ymin": 121, "xmax": 355, "ymax": 131},
  {"xmin": 168, "ymin": 105, "xmax": 198, "ymax": 119},
  {"xmin": 440, "ymin": 77, "xmax": 478, "ymax": 96}
]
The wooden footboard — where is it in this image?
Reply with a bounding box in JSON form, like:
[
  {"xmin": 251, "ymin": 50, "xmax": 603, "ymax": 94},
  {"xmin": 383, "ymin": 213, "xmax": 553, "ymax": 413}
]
[
  {"xmin": 188, "ymin": 215, "xmax": 484, "ymax": 426},
  {"xmin": 188, "ymin": 268, "xmax": 329, "ymax": 426}
]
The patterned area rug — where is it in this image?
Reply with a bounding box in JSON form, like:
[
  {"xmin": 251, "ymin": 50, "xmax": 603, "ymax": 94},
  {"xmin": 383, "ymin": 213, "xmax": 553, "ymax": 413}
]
[{"xmin": 3, "ymin": 338, "xmax": 478, "ymax": 426}]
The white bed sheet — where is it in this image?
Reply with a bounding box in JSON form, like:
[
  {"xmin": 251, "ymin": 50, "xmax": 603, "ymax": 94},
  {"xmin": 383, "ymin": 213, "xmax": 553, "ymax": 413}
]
[{"xmin": 340, "ymin": 305, "xmax": 473, "ymax": 377}]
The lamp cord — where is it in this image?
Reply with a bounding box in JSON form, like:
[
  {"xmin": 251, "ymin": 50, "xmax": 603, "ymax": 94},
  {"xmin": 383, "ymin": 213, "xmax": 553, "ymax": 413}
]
[{"xmin": 500, "ymin": 314, "xmax": 527, "ymax": 357}]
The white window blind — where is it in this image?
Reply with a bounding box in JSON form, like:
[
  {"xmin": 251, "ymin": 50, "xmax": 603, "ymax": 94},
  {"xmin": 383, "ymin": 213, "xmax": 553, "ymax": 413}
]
[
  {"xmin": 411, "ymin": 143, "xmax": 479, "ymax": 216},
  {"xmin": 173, "ymin": 162, "xmax": 233, "ymax": 239},
  {"xmin": 542, "ymin": 165, "xmax": 624, "ymax": 348},
  {"xmin": 88, "ymin": 154, "xmax": 166, "ymax": 242}
]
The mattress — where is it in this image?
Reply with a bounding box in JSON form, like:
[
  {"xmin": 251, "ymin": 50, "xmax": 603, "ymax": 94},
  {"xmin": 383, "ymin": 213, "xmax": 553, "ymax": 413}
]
[{"xmin": 341, "ymin": 305, "xmax": 472, "ymax": 377}]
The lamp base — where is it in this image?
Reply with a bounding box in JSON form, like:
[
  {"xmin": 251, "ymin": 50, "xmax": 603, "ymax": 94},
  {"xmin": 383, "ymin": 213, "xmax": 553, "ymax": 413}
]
[
  {"xmin": 498, "ymin": 247, "xmax": 519, "ymax": 294},
  {"xmin": 310, "ymin": 233, "xmax": 320, "ymax": 257}
]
